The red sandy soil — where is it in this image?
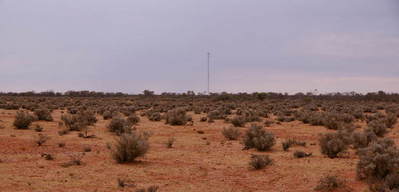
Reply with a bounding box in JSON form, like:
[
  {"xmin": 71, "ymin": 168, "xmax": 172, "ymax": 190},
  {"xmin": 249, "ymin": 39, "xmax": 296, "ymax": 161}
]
[{"xmin": 1, "ymin": 109, "xmax": 393, "ymax": 192}]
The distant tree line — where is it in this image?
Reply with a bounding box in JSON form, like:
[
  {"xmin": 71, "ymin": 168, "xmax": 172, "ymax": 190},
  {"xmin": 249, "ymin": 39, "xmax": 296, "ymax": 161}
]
[{"xmin": 0, "ymin": 90, "xmax": 398, "ymax": 101}]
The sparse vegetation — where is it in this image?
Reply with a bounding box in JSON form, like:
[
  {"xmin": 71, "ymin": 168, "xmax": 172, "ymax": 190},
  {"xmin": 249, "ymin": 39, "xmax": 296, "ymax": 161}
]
[
  {"xmin": 135, "ymin": 185, "xmax": 159, "ymax": 192},
  {"xmin": 293, "ymin": 151, "xmax": 312, "ymax": 158},
  {"xmin": 3, "ymin": 91, "xmax": 399, "ymax": 191},
  {"xmin": 58, "ymin": 142, "xmax": 66, "ymax": 148},
  {"xmin": 117, "ymin": 178, "xmax": 135, "ymax": 188},
  {"xmin": 35, "ymin": 133, "xmax": 49, "ymax": 146},
  {"xmin": 34, "ymin": 124, "xmax": 43, "ymax": 132},
  {"xmin": 41, "ymin": 153, "xmax": 54, "ymax": 160},
  {"xmin": 61, "ymin": 153, "xmax": 85, "ymax": 167},
  {"xmin": 282, "ymin": 138, "xmax": 306, "ymax": 151},
  {"xmin": 165, "ymin": 137, "xmax": 176, "ymax": 148}
]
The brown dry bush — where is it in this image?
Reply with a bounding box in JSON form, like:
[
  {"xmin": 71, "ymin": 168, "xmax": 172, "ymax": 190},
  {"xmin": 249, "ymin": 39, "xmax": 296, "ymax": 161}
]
[
  {"xmin": 351, "ymin": 130, "xmax": 377, "ymax": 149},
  {"xmin": 322, "ymin": 112, "xmax": 354, "ymax": 130},
  {"xmin": 193, "ymin": 107, "xmax": 202, "ymax": 114},
  {"xmin": 314, "ymin": 175, "xmax": 347, "ymax": 192},
  {"xmin": 117, "ymin": 178, "xmax": 135, "ymax": 188},
  {"xmin": 221, "ymin": 126, "xmax": 240, "ymax": 140},
  {"xmin": 112, "ymin": 132, "xmax": 149, "ymax": 163},
  {"xmin": 308, "ymin": 112, "xmax": 326, "ymax": 126},
  {"xmin": 365, "ymin": 112, "xmax": 386, "ymax": 123},
  {"xmin": 165, "ymin": 108, "xmax": 189, "ymax": 126},
  {"xmin": 14, "ymin": 110, "xmax": 35, "ymax": 129},
  {"xmin": 60, "ymin": 110, "xmax": 97, "ymax": 132},
  {"xmin": 367, "ymin": 119, "xmax": 388, "ymax": 137},
  {"xmin": 352, "ymin": 108, "xmax": 365, "ymax": 120},
  {"xmin": 147, "ymin": 111, "xmax": 161, "ymax": 121},
  {"xmin": 102, "ymin": 110, "xmax": 114, "ymax": 120},
  {"xmin": 135, "ymin": 185, "xmax": 159, "ymax": 192},
  {"xmin": 108, "ymin": 116, "xmax": 132, "ymax": 135},
  {"xmin": 243, "ymin": 124, "xmax": 275, "ymax": 151},
  {"xmin": 61, "ymin": 153, "xmax": 85, "ymax": 167},
  {"xmin": 41, "ymin": 153, "xmax": 54, "ymax": 160},
  {"xmin": 34, "ymin": 124, "xmax": 43, "ymax": 132},
  {"xmin": 34, "ymin": 108, "xmax": 53, "ymax": 121},
  {"xmin": 381, "ymin": 173, "xmax": 399, "ymax": 192},
  {"xmin": 249, "ymin": 154, "xmax": 272, "ymax": 170},
  {"xmin": 231, "ymin": 115, "xmax": 246, "ymax": 127},
  {"xmin": 34, "ymin": 133, "xmax": 50, "ymax": 146},
  {"xmin": 241, "ymin": 109, "xmax": 261, "ymax": 122},
  {"xmin": 282, "ymin": 138, "xmax": 306, "ymax": 151},
  {"xmin": 127, "ymin": 114, "xmax": 140, "ymax": 125},
  {"xmin": 277, "ymin": 115, "xmax": 295, "ymax": 122},
  {"xmin": 293, "ymin": 151, "xmax": 312, "ymax": 158},
  {"xmin": 200, "ymin": 117, "xmax": 207, "ymax": 122},
  {"xmin": 165, "ymin": 137, "xmax": 175, "ymax": 148},
  {"xmin": 264, "ymin": 119, "xmax": 274, "ymax": 127},
  {"xmin": 319, "ymin": 132, "xmax": 350, "ymax": 158},
  {"xmin": 76, "ymin": 110, "xmax": 97, "ymax": 126},
  {"xmin": 385, "ymin": 113, "xmax": 398, "ymax": 128},
  {"xmin": 207, "ymin": 109, "xmax": 227, "ymax": 120},
  {"xmin": 357, "ymin": 138, "xmax": 399, "ymax": 191},
  {"xmin": 61, "ymin": 114, "xmax": 85, "ymax": 131}
]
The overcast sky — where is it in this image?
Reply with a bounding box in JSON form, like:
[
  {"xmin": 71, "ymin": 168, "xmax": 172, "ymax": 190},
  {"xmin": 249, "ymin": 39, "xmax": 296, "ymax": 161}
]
[{"xmin": 1, "ymin": 0, "xmax": 399, "ymax": 94}]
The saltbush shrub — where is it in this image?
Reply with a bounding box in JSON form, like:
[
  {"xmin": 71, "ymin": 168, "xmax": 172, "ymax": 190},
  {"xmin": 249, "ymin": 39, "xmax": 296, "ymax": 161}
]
[
  {"xmin": 314, "ymin": 175, "xmax": 346, "ymax": 191},
  {"xmin": 127, "ymin": 114, "xmax": 140, "ymax": 125},
  {"xmin": 165, "ymin": 108, "xmax": 189, "ymax": 126},
  {"xmin": 102, "ymin": 110, "xmax": 112, "ymax": 120},
  {"xmin": 61, "ymin": 114, "xmax": 85, "ymax": 131},
  {"xmin": 77, "ymin": 110, "xmax": 97, "ymax": 126},
  {"xmin": 207, "ymin": 109, "xmax": 226, "ymax": 120},
  {"xmin": 366, "ymin": 119, "xmax": 388, "ymax": 137},
  {"xmin": 231, "ymin": 115, "xmax": 246, "ymax": 127},
  {"xmin": 293, "ymin": 151, "xmax": 312, "ymax": 158},
  {"xmin": 357, "ymin": 138, "xmax": 399, "ymax": 181},
  {"xmin": 14, "ymin": 110, "xmax": 35, "ymax": 129},
  {"xmin": 147, "ymin": 111, "xmax": 161, "ymax": 121},
  {"xmin": 319, "ymin": 132, "xmax": 349, "ymax": 158},
  {"xmin": 282, "ymin": 138, "xmax": 306, "ymax": 151},
  {"xmin": 385, "ymin": 113, "xmax": 398, "ymax": 128},
  {"xmin": 35, "ymin": 133, "xmax": 50, "ymax": 146},
  {"xmin": 351, "ymin": 130, "xmax": 377, "ymax": 149},
  {"xmin": 112, "ymin": 132, "xmax": 149, "ymax": 163},
  {"xmin": 221, "ymin": 126, "xmax": 240, "ymax": 140},
  {"xmin": 249, "ymin": 154, "xmax": 272, "ymax": 170},
  {"xmin": 108, "ymin": 116, "xmax": 132, "ymax": 135},
  {"xmin": 243, "ymin": 124, "xmax": 275, "ymax": 151},
  {"xmin": 34, "ymin": 108, "xmax": 53, "ymax": 121}
]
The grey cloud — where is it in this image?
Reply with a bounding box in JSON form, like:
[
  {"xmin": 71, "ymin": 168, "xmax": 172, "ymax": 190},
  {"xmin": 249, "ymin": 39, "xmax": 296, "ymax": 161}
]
[{"xmin": 0, "ymin": 0, "xmax": 398, "ymax": 93}]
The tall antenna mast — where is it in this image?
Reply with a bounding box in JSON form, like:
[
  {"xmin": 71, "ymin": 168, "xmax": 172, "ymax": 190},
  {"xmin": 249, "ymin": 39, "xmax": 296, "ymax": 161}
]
[{"xmin": 207, "ymin": 52, "xmax": 210, "ymax": 95}]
